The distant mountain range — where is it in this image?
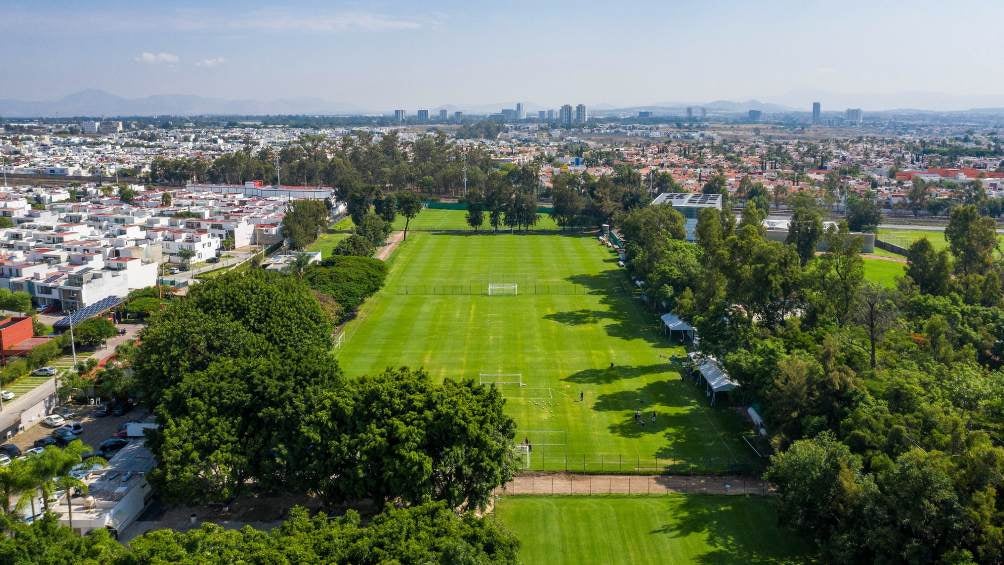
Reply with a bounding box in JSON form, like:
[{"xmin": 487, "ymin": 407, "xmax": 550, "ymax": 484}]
[
  {"xmin": 1, "ymin": 90, "xmax": 1002, "ymax": 118},
  {"xmin": 0, "ymin": 89, "xmax": 371, "ymax": 118}
]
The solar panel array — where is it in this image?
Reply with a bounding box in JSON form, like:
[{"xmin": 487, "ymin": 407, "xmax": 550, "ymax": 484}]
[{"xmin": 53, "ymin": 295, "xmax": 124, "ymax": 329}]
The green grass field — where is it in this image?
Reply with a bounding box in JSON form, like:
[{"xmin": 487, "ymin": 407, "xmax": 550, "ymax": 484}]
[
  {"xmin": 333, "ymin": 208, "xmax": 561, "ymax": 232},
  {"xmin": 862, "ymin": 257, "xmax": 905, "ymax": 288},
  {"xmin": 494, "ymin": 496, "xmax": 812, "ymax": 564},
  {"xmin": 877, "ymin": 228, "xmax": 949, "ymax": 251},
  {"xmin": 336, "ymin": 232, "xmax": 754, "ymax": 473},
  {"xmin": 306, "ymin": 232, "xmax": 349, "ymax": 259}
]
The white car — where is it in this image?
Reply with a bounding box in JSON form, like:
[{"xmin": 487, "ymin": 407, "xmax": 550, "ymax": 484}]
[
  {"xmin": 23, "ymin": 447, "xmax": 44, "ymax": 457},
  {"xmin": 0, "ymin": 455, "xmax": 9, "ymax": 467},
  {"xmin": 32, "ymin": 367, "xmax": 57, "ymax": 377},
  {"xmin": 42, "ymin": 414, "xmax": 65, "ymax": 428},
  {"xmin": 0, "ymin": 390, "xmax": 13, "ymax": 401}
]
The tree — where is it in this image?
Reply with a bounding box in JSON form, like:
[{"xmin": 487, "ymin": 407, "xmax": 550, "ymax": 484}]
[
  {"xmin": 945, "ymin": 204, "xmax": 998, "ymax": 275},
  {"xmin": 285, "ymin": 253, "xmax": 313, "ymax": 278},
  {"xmin": 160, "ymin": 191, "xmax": 172, "ymax": 207},
  {"xmin": 765, "ymin": 432, "xmax": 875, "ymax": 562},
  {"xmin": 117, "ymin": 185, "xmax": 137, "ymax": 204},
  {"xmin": 72, "ymin": 317, "xmax": 117, "ymax": 348},
  {"xmin": 550, "ymin": 179, "xmax": 584, "ymax": 229},
  {"xmin": 373, "ymin": 192, "xmax": 397, "ymax": 224},
  {"xmin": 786, "ymin": 194, "xmax": 824, "ymax": 265},
  {"xmin": 464, "ymin": 189, "xmax": 485, "ymax": 231},
  {"xmin": 0, "ymin": 288, "xmax": 33, "ymax": 314},
  {"xmin": 282, "ymin": 200, "xmax": 329, "ymax": 250},
  {"xmin": 905, "ymin": 238, "xmax": 952, "ymax": 295},
  {"xmin": 816, "ymin": 223, "xmax": 865, "ymax": 324},
  {"xmin": 906, "ymin": 177, "xmax": 929, "ymax": 217},
  {"xmin": 176, "ymin": 248, "xmax": 195, "ymax": 270},
  {"xmin": 853, "ymin": 283, "xmax": 898, "ymax": 368},
  {"xmin": 332, "ymin": 234, "xmax": 376, "ymax": 257},
  {"xmin": 846, "ymin": 192, "xmax": 882, "ymax": 232},
  {"xmin": 304, "ymin": 256, "xmax": 387, "ymax": 323},
  {"xmin": 304, "ymin": 367, "xmax": 517, "ymax": 510},
  {"xmin": 0, "ymin": 217, "xmax": 13, "ymax": 229},
  {"xmin": 356, "ymin": 213, "xmax": 390, "ymax": 247},
  {"xmin": 396, "ymin": 191, "xmax": 423, "ymax": 241}
]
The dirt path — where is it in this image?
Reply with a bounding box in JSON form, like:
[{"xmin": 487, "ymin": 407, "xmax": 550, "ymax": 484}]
[
  {"xmin": 498, "ymin": 472, "xmax": 770, "ymax": 496},
  {"xmin": 376, "ymin": 230, "xmax": 405, "ymax": 261}
]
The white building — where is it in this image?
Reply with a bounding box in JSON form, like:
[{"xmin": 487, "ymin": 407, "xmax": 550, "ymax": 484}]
[{"xmin": 52, "ymin": 441, "xmax": 156, "ymax": 536}]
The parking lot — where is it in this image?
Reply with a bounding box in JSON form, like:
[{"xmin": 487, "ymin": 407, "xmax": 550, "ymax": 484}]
[{"xmin": 7, "ymin": 402, "xmax": 151, "ymax": 454}]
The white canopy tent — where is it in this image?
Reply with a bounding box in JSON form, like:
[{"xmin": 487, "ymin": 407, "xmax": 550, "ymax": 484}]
[
  {"xmin": 660, "ymin": 313, "xmax": 696, "ymax": 342},
  {"xmin": 686, "ymin": 352, "xmax": 739, "ymax": 405}
]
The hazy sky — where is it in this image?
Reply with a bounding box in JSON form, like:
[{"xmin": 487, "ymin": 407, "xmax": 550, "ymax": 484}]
[{"xmin": 2, "ymin": 0, "xmax": 1003, "ymax": 110}]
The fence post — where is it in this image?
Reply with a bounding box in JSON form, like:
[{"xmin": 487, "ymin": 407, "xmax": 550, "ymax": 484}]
[{"xmin": 551, "ymin": 475, "xmax": 554, "ymax": 494}]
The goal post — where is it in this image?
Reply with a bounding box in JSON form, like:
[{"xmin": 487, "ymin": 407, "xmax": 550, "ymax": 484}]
[
  {"xmin": 479, "ymin": 373, "xmax": 524, "ymax": 387},
  {"xmin": 487, "ymin": 282, "xmax": 518, "ymax": 296}
]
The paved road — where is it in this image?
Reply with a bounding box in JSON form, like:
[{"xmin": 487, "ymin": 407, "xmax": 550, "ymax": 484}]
[{"xmin": 0, "ymin": 323, "xmax": 142, "ymax": 439}]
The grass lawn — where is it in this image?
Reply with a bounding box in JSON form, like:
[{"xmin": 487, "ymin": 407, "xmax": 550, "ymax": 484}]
[
  {"xmin": 336, "ymin": 232, "xmax": 754, "ymax": 473},
  {"xmin": 306, "ymin": 232, "xmax": 349, "ymax": 259},
  {"xmin": 862, "ymin": 257, "xmax": 906, "ymax": 288},
  {"xmin": 333, "ymin": 208, "xmax": 561, "ymax": 232},
  {"xmin": 877, "ymin": 228, "xmax": 949, "ymax": 251},
  {"xmin": 494, "ymin": 496, "xmax": 812, "ymax": 565}
]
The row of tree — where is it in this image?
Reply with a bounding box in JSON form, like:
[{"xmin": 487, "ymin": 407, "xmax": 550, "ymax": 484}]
[
  {"xmin": 133, "ymin": 270, "xmax": 517, "ymax": 510},
  {"xmin": 1, "ymin": 503, "xmax": 518, "ymax": 563},
  {"xmin": 619, "ymin": 198, "xmax": 1004, "ymax": 562}
]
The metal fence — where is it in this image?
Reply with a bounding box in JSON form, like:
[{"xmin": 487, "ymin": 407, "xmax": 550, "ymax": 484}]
[
  {"xmin": 395, "ymin": 283, "xmax": 612, "ymax": 296},
  {"xmin": 512, "ymin": 450, "xmax": 759, "ymax": 477},
  {"xmin": 498, "ymin": 473, "xmax": 770, "ymax": 496}
]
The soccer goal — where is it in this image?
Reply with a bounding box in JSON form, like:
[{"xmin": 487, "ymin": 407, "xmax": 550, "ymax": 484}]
[
  {"xmin": 487, "ymin": 282, "xmax": 518, "ymax": 296},
  {"xmin": 479, "ymin": 373, "xmax": 524, "ymax": 387}
]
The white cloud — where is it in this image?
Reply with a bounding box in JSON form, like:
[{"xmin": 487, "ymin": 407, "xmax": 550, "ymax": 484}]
[
  {"xmin": 195, "ymin": 57, "xmax": 226, "ymax": 68},
  {"xmin": 134, "ymin": 52, "xmax": 180, "ymax": 64}
]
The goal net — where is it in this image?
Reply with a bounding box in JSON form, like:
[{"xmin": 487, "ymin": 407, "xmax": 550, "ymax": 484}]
[
  {"xmin": 487, "ymin": 282, "xmax": 518, "ymax": 296},
  {"xmin": 479, "ymin": 373, "xmax": 524, "ymax": 387}
]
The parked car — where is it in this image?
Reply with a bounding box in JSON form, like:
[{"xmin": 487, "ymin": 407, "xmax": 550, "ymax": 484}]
[
  {"xmin": 0, "ymin": 390, "xmax": 14, "ymax": 401},
  {"xmin": 33, "ymin": 437, "xmax": 57, "ymax": 449},
  {"xmin": 98, "ymin": 438, "xmax": 128, "ymax": 457},
  {"xmin": 0, "ymin": 455, "xmax": 9, "ymax": 467},
  {"xmin": 32, "ymin": 367, "xmax": 57, "ymax": 377},
  {"xmin": 60, "ymin": 422, "xmax": 83, "ymax": 435},
  {"xmin": 42, "ymin": 414, "xmax": 65, "ymax": 427},
  {"xmin": 51, "ymin": 427, "xmax": 78, "ymax": 446},
  {"xmin": 110, "ymin": 402, "xmax": 133, "ymax": 417},
  {"xmin": 0, "ymin": 444, "xmax": 21, "ymax": 458},
  {"xmin": 23, "ymin": 447, "xmax": 45, "ymax": 457}
]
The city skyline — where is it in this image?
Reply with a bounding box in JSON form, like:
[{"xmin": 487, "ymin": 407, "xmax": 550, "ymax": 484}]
[{"xmin": 2, "ymin": 0, "xmax": 1003, "ymax": 111}]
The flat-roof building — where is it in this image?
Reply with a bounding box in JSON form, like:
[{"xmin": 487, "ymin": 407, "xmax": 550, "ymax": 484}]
[{"xmin": 651, "ymin": 192, "xmax": 723, "ymax": 240}]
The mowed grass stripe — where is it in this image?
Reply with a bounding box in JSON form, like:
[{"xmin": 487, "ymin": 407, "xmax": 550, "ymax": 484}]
[
  {"xmin": 494, "ymin": 496, "xmax": 812, "ymax": 565},
  {"xmin": 337, "ymin": 233, "xmax": 753, "ymax": 471}
]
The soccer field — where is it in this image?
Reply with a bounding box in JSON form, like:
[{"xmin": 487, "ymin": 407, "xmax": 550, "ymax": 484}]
[
  {"xmin": 494, "ymin": 496, "xmax": 812, "ymax": 564},
  {"xmin": 336, "ymin": 232, "xmax": 754, "ymax": 473},
  {"xmin": 333, "ymin": 207, "xmax": 561, "ymax": 231}
]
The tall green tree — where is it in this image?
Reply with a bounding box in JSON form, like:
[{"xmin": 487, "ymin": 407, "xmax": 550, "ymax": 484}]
[
  {"xmin": 945, "ymin": 204, "xmax": 998, "ymax": 275},
  {"xmin": 396, "ymin": 191, "xmax": 423, "ymax": 241},
  {"xmin": 786, "ymin": 194, "xmax": 824, "ymax": 265}
]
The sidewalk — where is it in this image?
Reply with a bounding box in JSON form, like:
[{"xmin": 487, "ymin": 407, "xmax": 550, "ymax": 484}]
[{"xmin": 498, "ymin": 472, "xmax": 770, "ymax": 496}]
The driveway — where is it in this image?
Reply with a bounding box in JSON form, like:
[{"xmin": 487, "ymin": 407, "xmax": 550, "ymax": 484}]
[{"xmin": 0, "ymin": 323, "xmax": 142, "ymax": 440}]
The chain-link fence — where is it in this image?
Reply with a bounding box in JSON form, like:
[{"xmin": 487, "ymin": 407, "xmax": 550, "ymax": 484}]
[
  {"xmin": 511, "ymin": 449, "xmax": 759, "ymax": 476},
  {"xmin": 395, "ymin": 283, "xmax": 609, "ymax": 296},
  {"xmin": 498, "ymin": 473, "xmax": 770, "ymax": 496}
]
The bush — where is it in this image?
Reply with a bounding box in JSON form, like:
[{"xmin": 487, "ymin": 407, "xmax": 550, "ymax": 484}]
[
  {"xmin": 332, "ymin": 234, "xmax": 376, "ymax": 257},
  {"xmin": 305, "ymin": 256, "xmax": 387, "ymax": 323},
  {"xmin": 356, "ymin": 213, "xmax": 391, "ymax": 247}
]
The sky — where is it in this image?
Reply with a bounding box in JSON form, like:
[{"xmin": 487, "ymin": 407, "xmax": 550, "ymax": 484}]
[{"xmin": 2, "ymin": 0, "xmax": 1003, "ymax": 111}]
